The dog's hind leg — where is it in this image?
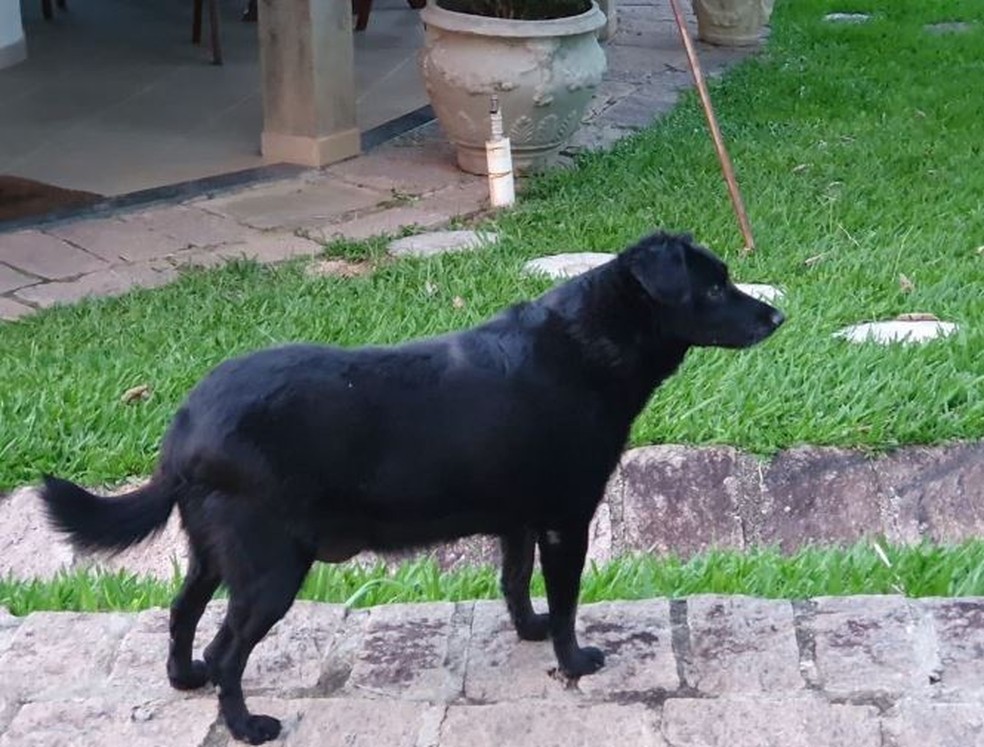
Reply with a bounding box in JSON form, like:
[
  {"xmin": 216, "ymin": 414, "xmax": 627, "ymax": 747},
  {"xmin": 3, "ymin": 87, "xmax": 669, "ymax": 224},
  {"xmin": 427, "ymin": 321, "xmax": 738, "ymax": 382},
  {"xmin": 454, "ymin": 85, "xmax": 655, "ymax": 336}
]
[
  {"xmin": 500, "ymin": 529, "xmax": 550, "ymax": 641},
  {"xmin": 167, "ymin": 544, "xmax": 221, "ymax": 690},
  {"xmin": 538, "ymin": 521, "xmax": 605, "ymax": 678},
  {"xmin": 210, "ymin": 527, "xmax": 313, "ymax": 744}
]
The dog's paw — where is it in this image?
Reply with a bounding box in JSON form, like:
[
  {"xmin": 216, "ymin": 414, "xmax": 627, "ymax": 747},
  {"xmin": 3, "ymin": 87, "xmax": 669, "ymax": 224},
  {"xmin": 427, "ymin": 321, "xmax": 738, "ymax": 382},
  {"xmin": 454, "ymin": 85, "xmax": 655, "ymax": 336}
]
[
  {"xmin": 231, "ymin": 714, "xmax": 282, "ymax": 745},
  {"xmin": 515, "ymin": 613, "xmax": 550, "ymax": 641},
  {"xmin": 168, "ymin": 659, "xmax": 211, "ymax": 690},
  {"xmin": 560, "ymin": 646, "xmax": 605, "ymax": 678}
]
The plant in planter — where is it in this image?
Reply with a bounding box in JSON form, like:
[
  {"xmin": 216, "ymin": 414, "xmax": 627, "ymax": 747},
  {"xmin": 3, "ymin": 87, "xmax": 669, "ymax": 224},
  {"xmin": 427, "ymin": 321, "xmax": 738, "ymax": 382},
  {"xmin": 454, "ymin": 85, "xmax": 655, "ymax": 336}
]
[
  {"xmin": 419, "ymin": 0, "xmax": 607, "ymax": 174},
  {"xmin": 437, "ymin": 0, "xmax": 589, "ymax": 19}
]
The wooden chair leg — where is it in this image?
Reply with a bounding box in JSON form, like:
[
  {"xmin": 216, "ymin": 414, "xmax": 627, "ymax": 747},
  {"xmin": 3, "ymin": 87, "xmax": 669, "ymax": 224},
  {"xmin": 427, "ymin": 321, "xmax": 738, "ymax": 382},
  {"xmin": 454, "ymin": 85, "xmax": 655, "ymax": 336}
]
[
  {"xmin": 208, "ymin": 0, "xmax": 223, "ymax": 65},
  {"xmin": 42, "ymin": 0, "xmax": 54, "ymax": 21},
  {"xmin": 408, "ymin": 0, "xmax": 426, "ymax": 8},
  {"xmin": 242, "ymin": 0, "xmax": 257, "ymax": 22},
  {"xmin": 56, "ymin": 0, "xmax": 67, "ymax": 9},
  {"xmin": 192, "ymin": 0, "xmax": 203, "ymax": 44},
  {"xmin": 353, "ymin": 0, "xmax": 372, "ymax": 32}
]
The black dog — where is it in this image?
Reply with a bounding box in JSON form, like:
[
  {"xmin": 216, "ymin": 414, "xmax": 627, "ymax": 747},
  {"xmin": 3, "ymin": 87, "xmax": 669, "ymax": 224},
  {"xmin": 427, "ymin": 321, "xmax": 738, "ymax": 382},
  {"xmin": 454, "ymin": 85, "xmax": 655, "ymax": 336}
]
[{"xmin": 41, "ymin": 231, "xmax": 784, "ymax": 744}]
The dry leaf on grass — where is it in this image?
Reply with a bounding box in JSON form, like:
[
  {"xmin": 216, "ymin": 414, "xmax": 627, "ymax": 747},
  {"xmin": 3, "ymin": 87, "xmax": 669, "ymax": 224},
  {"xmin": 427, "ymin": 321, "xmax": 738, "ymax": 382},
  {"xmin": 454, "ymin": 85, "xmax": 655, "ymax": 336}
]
[
  {"xmin": 305, "ymin": 259, "xmax": 373, "ymax": 279},
  {"xmin": 121, "ymin": 385, "xmax": 151, "ymax": 404},
  {"xmin": 899, "ymin": 274, "xmax": 915, "ymax": 293},
  {"xmin": 804, "ymin": 253, "xmax": 826, "ymax": 267},
  {"xmin": 452, "ymin": 296, "xmax": 466, "ymax": 310},
  {"xmin": 896, "ymin": 312, "xmax": 939, "ymax": 322}
]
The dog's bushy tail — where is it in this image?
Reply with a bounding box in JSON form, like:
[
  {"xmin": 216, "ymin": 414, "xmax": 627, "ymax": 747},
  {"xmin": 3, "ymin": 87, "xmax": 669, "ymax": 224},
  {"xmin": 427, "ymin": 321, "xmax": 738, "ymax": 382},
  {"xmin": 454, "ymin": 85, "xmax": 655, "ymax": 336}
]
[{"xmin": 40, "ymin": 474, "xmax": 178, "ymax": 554}]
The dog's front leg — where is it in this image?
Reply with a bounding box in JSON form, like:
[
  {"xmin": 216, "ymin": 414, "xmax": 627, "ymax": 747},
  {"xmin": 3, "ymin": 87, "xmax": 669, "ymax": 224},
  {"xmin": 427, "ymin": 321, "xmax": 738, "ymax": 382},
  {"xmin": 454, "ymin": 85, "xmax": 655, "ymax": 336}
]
[
  {"xmin": 538, "ymin": 522, "xmax": 605, "ymax": 677},
  {"xmin": 500, "ymin": 528, "xmax": 550, "ymax": 641}
]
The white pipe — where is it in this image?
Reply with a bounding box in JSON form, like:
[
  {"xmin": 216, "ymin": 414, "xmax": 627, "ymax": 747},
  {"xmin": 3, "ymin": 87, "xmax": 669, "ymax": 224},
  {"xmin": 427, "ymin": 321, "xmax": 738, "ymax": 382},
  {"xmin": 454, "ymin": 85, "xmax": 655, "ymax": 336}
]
[{"xmin": 486, "ymin": 95, "xmax": 515, "ymax": 208}]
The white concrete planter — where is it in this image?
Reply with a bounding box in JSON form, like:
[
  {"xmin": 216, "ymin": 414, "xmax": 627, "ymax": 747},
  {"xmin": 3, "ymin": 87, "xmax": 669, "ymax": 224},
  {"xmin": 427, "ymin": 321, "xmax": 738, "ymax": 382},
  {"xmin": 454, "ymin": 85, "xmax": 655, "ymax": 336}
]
[
  {"xmin": 692, "ymin": 0, "xmax": 774, "ymax": 47},
  {"xmin": 419, "ymin": 1, "xmax": 607, "ymax": 174},
  {"xmin": 0, "ymin": 0, "xmax": 26, "ymax": 70}
]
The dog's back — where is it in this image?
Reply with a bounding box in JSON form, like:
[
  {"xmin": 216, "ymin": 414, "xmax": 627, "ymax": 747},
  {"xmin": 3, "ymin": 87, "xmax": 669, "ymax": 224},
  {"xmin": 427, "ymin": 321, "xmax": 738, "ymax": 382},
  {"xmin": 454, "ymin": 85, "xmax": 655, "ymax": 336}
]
[{"xmin": 161, "ymin": 298, "xmax": 631, "ymax": 554}]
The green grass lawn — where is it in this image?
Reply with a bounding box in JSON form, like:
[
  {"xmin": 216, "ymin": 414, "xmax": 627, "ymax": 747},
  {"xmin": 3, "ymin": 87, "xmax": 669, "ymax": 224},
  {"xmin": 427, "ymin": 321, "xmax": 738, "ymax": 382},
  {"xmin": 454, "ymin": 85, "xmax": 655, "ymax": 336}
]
[
  {"xmin": 4, "ymin": 541, "xmax": 984, "ymax": 616},
  {"xmin": 1, "ymin": 0, "xmax": 982, "ymax": 490}
]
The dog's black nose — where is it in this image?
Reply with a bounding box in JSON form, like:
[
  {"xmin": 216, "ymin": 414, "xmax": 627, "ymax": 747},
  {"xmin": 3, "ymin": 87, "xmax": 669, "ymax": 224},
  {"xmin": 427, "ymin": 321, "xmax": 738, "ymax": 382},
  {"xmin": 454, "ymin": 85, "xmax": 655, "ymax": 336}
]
[{"xmin": 770, "ymin": 309, "xmax": 785, "ymax": 328}]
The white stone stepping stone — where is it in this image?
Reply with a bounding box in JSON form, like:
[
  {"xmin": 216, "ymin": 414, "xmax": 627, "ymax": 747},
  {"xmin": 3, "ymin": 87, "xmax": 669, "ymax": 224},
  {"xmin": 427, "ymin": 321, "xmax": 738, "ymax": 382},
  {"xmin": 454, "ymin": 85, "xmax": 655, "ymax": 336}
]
[
  {"xmin": 924, "ymin": 22, "xmax": 975, "ymax": 35},
  {"xmin": 835, "ymin": 315, "xmax": 958, "ymax": 344},
  {"xmin": 388, "ymin": 230, "xmax": 498, "ymax": 258},
  {"xmin": 824, "ymin": 12, "xmax": 871, "ymax": 23},
  {"xmin": 523, "ymin": 252, "xmax": 615, "ymax": 279},
  {"xmin": 736, "ymin": 283, "xmax": 785, "ymax": 303}
]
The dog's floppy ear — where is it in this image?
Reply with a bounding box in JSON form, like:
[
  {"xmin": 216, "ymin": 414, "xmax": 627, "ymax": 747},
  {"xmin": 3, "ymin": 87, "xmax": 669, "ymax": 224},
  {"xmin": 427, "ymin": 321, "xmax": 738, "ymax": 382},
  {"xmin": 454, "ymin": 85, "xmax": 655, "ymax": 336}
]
[{"xmin": 627, "ymin": 236, "xmax": 692, "ymax": 306}]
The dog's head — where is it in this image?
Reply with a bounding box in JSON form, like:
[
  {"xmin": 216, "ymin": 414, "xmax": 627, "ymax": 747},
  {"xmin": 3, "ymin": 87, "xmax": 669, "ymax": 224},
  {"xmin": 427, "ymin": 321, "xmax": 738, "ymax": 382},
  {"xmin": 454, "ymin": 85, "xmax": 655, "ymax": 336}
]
[{"xmin": 621, "ymin": 232, "xmax": 785, "ymax": 349}]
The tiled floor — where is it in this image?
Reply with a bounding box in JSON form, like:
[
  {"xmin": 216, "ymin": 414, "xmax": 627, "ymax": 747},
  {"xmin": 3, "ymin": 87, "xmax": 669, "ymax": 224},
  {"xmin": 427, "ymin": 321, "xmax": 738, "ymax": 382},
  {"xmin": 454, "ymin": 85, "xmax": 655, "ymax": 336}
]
[{"xmin": 0, "ymin": 0, "xmax": 427, "ymax": 196}]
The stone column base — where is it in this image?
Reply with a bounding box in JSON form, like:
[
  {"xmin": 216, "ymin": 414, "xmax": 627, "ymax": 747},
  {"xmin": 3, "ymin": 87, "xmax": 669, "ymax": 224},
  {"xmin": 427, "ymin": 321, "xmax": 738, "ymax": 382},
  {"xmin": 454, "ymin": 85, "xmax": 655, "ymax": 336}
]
[
  {"xmin": 598, "ymin": 0, "xmax": 618, "ymax": 41},
  {"xmin": 0, "ymin": 37, "xmax": 26, "ymax": 70},
  {"xmin": 261, "ymin": 128, "xmax": 361, "ymax": 167}
]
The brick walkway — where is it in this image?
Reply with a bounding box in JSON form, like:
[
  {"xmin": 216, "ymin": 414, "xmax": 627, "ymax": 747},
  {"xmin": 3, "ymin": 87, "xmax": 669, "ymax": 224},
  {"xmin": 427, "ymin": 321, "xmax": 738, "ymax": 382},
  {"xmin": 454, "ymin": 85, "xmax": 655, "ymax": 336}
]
[
  {"xmin": 1, "ymin": 596, "xmax": 981, "ymax": 745},
  {"xmin": 0, "ymin": 3, "xmax": 752, "ymax": 321}
]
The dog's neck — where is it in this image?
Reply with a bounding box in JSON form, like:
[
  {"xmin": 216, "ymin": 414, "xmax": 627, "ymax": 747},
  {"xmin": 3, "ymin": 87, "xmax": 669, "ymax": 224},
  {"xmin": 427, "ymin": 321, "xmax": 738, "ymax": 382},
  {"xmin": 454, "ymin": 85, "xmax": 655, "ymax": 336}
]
[{"xmin": 539, "ymin": 263, "xmax": 690, "ymax": 413}]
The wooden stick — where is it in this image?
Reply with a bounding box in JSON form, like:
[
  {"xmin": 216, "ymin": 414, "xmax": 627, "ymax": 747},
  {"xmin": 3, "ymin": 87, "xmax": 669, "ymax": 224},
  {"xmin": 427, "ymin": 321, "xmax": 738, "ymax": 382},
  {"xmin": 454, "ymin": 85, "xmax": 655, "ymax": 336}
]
[{"xmin": 666, "ymin": 0, "xmax": 756, "ymax": 252}]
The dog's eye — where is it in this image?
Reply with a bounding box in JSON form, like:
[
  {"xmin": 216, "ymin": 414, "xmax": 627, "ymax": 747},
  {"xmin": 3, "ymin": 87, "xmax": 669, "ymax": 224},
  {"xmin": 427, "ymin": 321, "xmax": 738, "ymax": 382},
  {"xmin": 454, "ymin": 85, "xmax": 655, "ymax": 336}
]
[{"xmin": 706, "ymin": 285, "xmax": 725, "ymax": 301}]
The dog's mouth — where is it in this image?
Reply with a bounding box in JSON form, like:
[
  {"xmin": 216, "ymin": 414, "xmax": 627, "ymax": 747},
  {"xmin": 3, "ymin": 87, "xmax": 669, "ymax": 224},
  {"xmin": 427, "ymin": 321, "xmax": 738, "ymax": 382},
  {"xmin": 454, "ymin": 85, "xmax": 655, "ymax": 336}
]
[{"xmin": 708, "ymin": 311, "xmax": 785, "ymax": 349}]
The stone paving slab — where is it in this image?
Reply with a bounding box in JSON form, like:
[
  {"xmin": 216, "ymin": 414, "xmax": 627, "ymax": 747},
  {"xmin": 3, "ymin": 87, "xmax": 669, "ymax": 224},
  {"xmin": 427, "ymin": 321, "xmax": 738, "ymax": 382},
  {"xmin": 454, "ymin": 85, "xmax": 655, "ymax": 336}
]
[
  {"xmin": 47, "ymin": 217, "xmax": 191, "ymax": 264},
  {"xmin": 683, "ymin": 595, "xmax": 802, "ymax": 695},
  {"xmin": 876, "ymin": 442, "xmax": 984, "ymax": 544},
  {"xmin": 213, "ymin": 233, "xmax": 326, "ymax": 264},
  {"xmin": 882, "ymin": 702, "xmax": 984, "ymax": 747},
  {"xmin": 277, "ymin": 698, "xmax": 439, "ymax": 747},
  {"xmin": 388, "ymin": 230, "xmax": 497, "ymax": 258},
  {"xmin": 324, "ymin": 138, "xmax": 472, "ymax": 195},
  {"xmin": 0, "ymin": 296, "xmax": 33, "ymax": 321},
  {"xmin": 662, "ymin": 699, "xmax": 881, "ymax": 746},
  {"xmin": 619, "ymin": 445, "xmax": 750, "ymax": 557},
  {"xmin": 319, "ymin": 203, "xmax": 454, "ymax": 244},
  {"xmin": 346, "ymin": 602, "xmax": 462, "ymax": 702},
  {"xmin": 923, "ymin": 598, "xmax": 984, "ymax": 700},
  {"xmin": 0, "ymin": 263, "xmax": 36, "ymax": 294},
  {"xmin": 575, "ymin": 599, "xmax": 678, "ymax": 699},
  {"xmin": 752, "ymin": 446, "xmax": 884, "ymax": 551},
  {"xmin": 0, "ymin": 698, "xmax": 217, "ymax": 747},
  {"xmin": 0, "ymin": 230, "xmax": 108, "ymax": 279},
  {"xmin": 799, "ymin": 596, "xmax": 931, "ymax": 698},
  {"xmin": 0, "ymin": 597, "xmax": 981, "ymax": 745},
  {"xmin": 119, "ymin": 205, "xmax": 260, "ymax": 248},
  {"xmin": 464, "ymin": 601, "xmax": 567, "ymax": 703},
  {"xmin": 0, "ymin": 610, "xmax": 19, "ymax": 661},
  {"xmin": 0, "ymin": 611, "xmax": 134, "ymax": 701},
  {"xmin": 199, "ymin": 178, "xmax": 390, "ymax": 232},
  {"xmin": 0, "ymin": 487, "xmax": 76, "ymax": 579},
  {"xmin": 14, "ymin": 261, "xmax": 178, "ymax": 308},
  {"xmin": 441, "ymin": 702, "xmax": 664, "ymax": 747}
]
